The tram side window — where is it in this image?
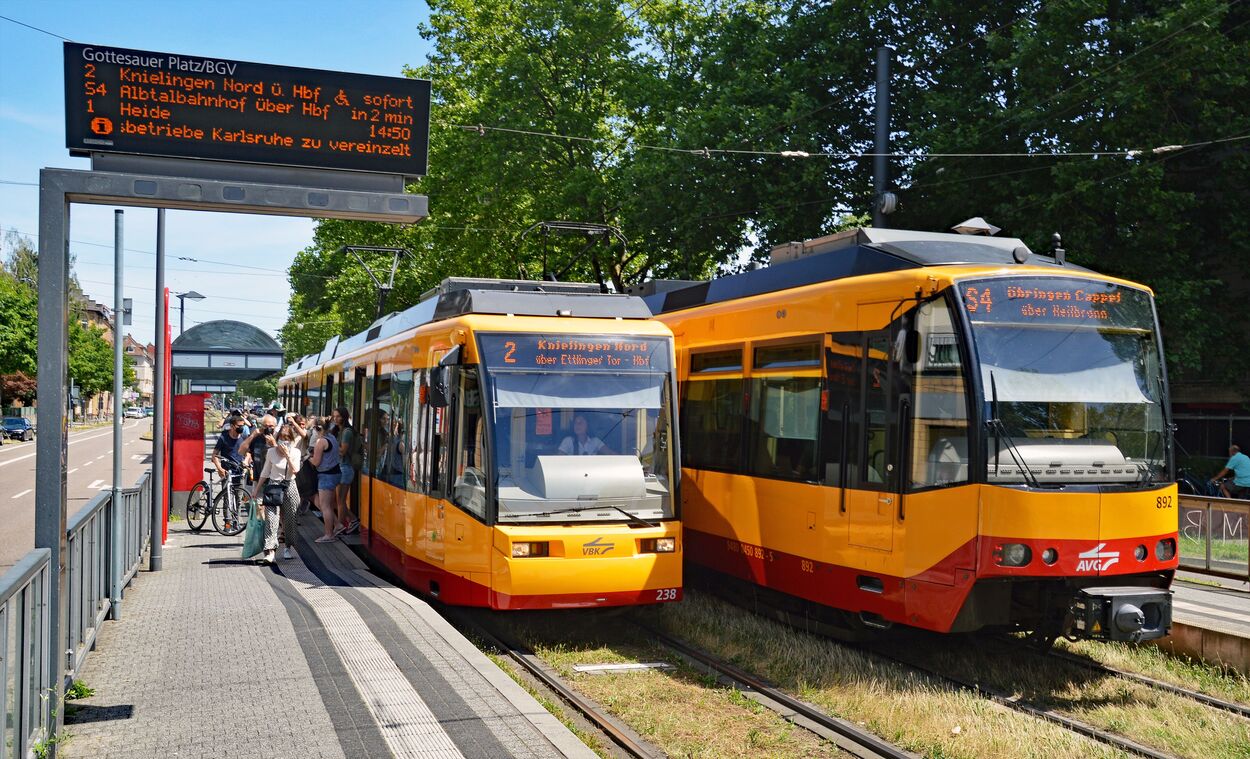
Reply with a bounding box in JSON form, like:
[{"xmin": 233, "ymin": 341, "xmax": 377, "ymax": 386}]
[
  {"xmin": 452, "ymin": 368, "xmax": 486, "ymax": 519},
  {"xmin": 369, "ymin": 376, "xmax": 394, "ymax": 484},
  {"xmin": 682, "ymin": 378, "xmax": 743, "ymax": 471},
  {"xmin": 386, "ymin": 372, "xmax": 413, "ymax": 489},
  {"xmin": 747, "ymin": 375, "xmax": 820, "ymax": 481},
  {"xmin": 822, "ymin": 337, "xmax": 863, "ymax": 487},
  {"xmin": 909, "ymin": 299, "xmax": 970, "ymax": 488},
  {"xmin": 324, "ymin": 375, "xmax": 335, "ymax": 416},
  {"xmin": 359, "ymin": 374, "xmax": 374, "ymax": 475},
  {"xmin": 411, "ymin": 370, "xmax": 430, "ymax": 494}
]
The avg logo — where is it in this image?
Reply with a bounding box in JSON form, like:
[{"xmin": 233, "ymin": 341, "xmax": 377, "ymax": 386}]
[
  {"xmin": 582, "ymin": 537, "xmax": 615, "ymax": 556},
  {"xmin": 1076, "ymin": 543, "xmax": 1120, "ymax": 572}
]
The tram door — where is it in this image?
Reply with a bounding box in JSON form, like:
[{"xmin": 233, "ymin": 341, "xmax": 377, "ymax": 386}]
[
  {"xmin": 845, "ymin": 308, "xmax": 907, "ymax": 552},
  {"xmin": 352, "ymin": 368, "xmax": 366, "ymax": 543}
]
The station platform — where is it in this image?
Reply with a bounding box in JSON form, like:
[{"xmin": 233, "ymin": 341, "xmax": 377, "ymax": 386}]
[
  {"xmin": 1172, "ymin": 575, "xmax": 1250, "ymax": 636},
  {"xmin": 63, "ymin": 511, "xmax": 595, "ymax": 758}
]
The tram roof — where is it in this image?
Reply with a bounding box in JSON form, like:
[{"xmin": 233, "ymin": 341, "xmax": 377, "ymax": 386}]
[
  {"xmin": 283, "ymin": 278, "xmax": 652, "ymax": 377},
  {"xmin": 638, "ymin": 227, "xmax": 1089, "ymax": 314}
]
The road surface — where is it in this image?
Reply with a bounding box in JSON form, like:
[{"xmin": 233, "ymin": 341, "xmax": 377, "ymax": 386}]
[{"xmin": 0, "ymin": 419, "xmax": 152, "ymax": 572}]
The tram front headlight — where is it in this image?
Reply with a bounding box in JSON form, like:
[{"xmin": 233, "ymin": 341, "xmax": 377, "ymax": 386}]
[
  {"xmin": 1155, "ymin": 538, "xmax": 1176, "ymax": 562},
  {"xmin": 641, "ymin": 537, "xmax": 676, "ymax": 553},
  {"xmin": 993, "ymin": 543, "xmax": 1032, "ymax": 567},
  {"xmin": 511, "ymin": 541, "xmax": 549, "ymax": 558}
]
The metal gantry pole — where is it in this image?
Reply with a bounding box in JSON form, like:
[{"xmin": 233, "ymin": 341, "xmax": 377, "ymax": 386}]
[
  {"xmin": 872, "ymin": 46, "xmax": 892, "ymax": 228},
  {"xmin": 34, "ymin": 168, "xmax": 69, "ymax": 749},
  {"xmin": 150, "ymin": 209, "xmax": 166, "ymax": 572},
  {"xmin": 110, "ymin": 210, "xmax": 124, "ymax": 619}
]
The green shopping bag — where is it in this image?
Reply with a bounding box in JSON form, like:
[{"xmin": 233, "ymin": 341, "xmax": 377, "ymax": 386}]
[{"xmin": 241, "ymin": 503, "xmax": 265, "ymax": 559}]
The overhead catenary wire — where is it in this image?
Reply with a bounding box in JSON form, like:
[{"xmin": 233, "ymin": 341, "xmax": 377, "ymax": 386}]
[{"xmin": 0, "ymin": 13, "xmax": 71, "ymax": 41}]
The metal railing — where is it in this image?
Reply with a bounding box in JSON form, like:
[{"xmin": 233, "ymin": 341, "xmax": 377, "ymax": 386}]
[
  {"xmin": 1178, "ymin": 494, "xmax": 1250, "ymax": 582},
  {"xmin": 0, "ymin": 548, "xmax": 52, "ymax": 759},
  {"xmin": 64, "ymin": 471, "xmax": 151, "ymax": 681},
  {"xmin": 1, "ymin": 470, "xmax": 152, "ymax": 759}
]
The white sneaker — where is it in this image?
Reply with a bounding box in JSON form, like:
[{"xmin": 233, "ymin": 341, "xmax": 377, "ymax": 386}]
[
  {"xmin": 282, "ymin": 547, "xmax": 292, "ymax": 561},
  {"xmin": 262, "ymin": 550, "xmax": 275, "ymax": 564}
]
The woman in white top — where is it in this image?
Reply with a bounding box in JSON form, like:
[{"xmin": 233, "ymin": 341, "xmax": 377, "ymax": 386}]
[
  {"xmin": 252, "ymin": 422, "xmax": 302, "ymax": 564},
  {"xmin": 558, "ymin": 414, "xmax": 614, "ymax": 456}
]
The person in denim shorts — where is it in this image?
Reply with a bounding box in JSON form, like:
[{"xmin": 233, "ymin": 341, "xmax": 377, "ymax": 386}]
[
  {"xmin": 332, "ymin": 406, "xmax": 361, "ymax": 535},
  {"xmin": 309, "ymin": 417, "xmax": 341, "ymax": 543}
]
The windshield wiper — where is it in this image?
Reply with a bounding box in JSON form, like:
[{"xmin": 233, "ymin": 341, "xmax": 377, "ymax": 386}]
[
  {"xmin": 511, "ymin": 503, "xmax": 657, "ymax": 527},
  {"xmin": 987, "ymin": 371, "xmax": 1051, "ymax": 489}
]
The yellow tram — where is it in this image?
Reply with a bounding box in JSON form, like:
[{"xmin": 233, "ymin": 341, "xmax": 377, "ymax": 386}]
[
  {"xmin": 643, "ymin": 228, "xmax": 1177, "ymax": 642},
  {"xmin": 280, "ymin": 279, "xmax": 681, "ymax": 609}
]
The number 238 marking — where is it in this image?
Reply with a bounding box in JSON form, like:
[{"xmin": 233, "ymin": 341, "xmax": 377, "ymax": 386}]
[{"xmin": 655, "ymin": 588, "xmax": 678, "ymax": 602}]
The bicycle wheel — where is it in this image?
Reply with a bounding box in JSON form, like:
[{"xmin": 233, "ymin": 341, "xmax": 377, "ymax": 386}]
[
  {"xmin": 185, "ymin": 481, "xmax": 211, "ymax": 532},
  {"xmin": 213, "ymin": 488, "xmax": 248, "ymax": 536}
]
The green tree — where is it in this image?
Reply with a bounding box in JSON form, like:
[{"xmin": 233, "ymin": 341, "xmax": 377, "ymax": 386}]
[{"xmin": 68, "ymin": 321, "xmax": 115, "ymax": 402}]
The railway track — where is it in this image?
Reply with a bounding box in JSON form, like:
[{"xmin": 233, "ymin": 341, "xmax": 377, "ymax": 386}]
[
  {"xmin": 447, "ymin": 610, "xmax": 666, "ymax": 759},
  {"xmin": 635, "ymin": 621, "xmax": 916, "ymax": 759},
  {"xmin": 696, "ymin": 583, "xmax": 1185, "ymax": 759},
  {"xmin": 1041, "ymin": 644, "xmax": 1250, "ymax": 721}
]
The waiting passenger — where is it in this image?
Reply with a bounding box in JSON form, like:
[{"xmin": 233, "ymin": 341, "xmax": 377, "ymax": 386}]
[
  {"xmin": 310, "ymin": 417, "xmax": 342, "ymax": 543},
  {"xmin": 558, "ymin": 414, "xmax": 615, "ymax": 456}
]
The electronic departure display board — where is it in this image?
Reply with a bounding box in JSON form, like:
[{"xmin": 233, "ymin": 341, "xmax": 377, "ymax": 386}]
[
  {"xmin": 64, "ymin": 42, "xmax": 430, "ymax": 176},
  {"xmin": 960, "ymin": 276, "xmax": 1156, "ymax": 329},
  {"xmin": 479, "ymin": 335, "xmax": 672, "ymax": 373}
]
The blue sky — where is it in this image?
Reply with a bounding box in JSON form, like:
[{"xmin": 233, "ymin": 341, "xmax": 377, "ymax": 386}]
[{"xmin": 0, "ymin": 0, "xmax": 432, "ymax": 344}]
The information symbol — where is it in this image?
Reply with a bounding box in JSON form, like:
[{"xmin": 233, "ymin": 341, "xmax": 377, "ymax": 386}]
[{"xmin": 90, "ymin": 117, "xmax": 114, "ymax": 136}]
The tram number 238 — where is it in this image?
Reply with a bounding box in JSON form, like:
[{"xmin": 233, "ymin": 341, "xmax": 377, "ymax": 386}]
[{"xmin": 655, "ymin": 588, "xmax": 679, "ymax": 602}]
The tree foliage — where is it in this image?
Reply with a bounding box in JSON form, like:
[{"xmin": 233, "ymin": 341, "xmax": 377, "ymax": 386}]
[{"xmin": 285, "ymin": 0, "xmax": 1250, "ymax": 386}]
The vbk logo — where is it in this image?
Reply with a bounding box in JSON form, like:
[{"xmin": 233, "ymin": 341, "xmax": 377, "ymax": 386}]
[
  {"xmin": 582, "ymin": 537, "xmax": 615, "ymax": 556},
  {"xmin": 1076, "ymin": 543, "xmax": 1120, "ymax": 572}
]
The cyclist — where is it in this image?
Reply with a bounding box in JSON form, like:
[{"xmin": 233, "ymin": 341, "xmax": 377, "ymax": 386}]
[
  {"xmin": 1212, "ymin": 444, "xmax": 1250, "ymax": 499},
  {"xmin": 212, "ymin": 414, "xmax": 249, "ymax": 480}
]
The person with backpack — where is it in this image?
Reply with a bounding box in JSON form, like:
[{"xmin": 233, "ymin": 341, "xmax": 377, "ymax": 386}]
[{"xmin": 333, "ymin": 406, "xmax": 362, "ymax": 535}]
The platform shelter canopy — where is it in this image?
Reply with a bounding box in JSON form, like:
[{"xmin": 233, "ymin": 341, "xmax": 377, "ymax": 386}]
[{"xmin": 171, "ymin": 320, "xmax": 284, "ymax": 381}]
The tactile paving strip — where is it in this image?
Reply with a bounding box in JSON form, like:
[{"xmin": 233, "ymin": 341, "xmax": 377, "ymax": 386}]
[{"xmin": 281, "ymin": 559, "xmax": 465, "ymax": 759}]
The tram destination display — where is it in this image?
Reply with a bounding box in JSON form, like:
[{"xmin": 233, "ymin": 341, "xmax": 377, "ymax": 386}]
[
  {"xmin": 479, "ymin": 335, "xmax": 672, "ymax": 373},
  {"xmin": 64, "ymin": 42, "xmax": 430, "ymax": 176},
  {"xmin": 960, "ymin": 276, "xmax": 1155, "ymax": 329}
]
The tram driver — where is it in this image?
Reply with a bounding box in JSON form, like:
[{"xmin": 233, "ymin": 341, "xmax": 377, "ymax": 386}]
[{"xmin": 558, "ymin": 414, "xmax": 616, "ymax": 456}]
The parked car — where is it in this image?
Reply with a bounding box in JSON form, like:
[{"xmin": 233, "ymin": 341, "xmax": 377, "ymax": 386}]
[
  {"xmin": 124, "ymin": 407, "xmax": 144, "ymax": 419},
  {"xmin": 2, "ymin": 417, "xmax": 36, "ymax": 442}
]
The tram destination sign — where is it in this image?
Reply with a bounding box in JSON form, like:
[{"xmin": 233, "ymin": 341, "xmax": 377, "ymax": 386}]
[
  {"xmin": 479, "ymin": 334, "xmax": 672, "ymax": 373},
  {"xmin": 960, "ymin": 277, "xmax": 1155, "ymax": 329},
  {"xmin": 64, "ymin": 42, "xmax": 430, "ymax": 176}
]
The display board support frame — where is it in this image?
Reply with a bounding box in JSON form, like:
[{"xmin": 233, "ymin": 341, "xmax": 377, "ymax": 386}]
[{"xmin": 35, "ymin": 164, "xmax": 425, "ymax": 754}]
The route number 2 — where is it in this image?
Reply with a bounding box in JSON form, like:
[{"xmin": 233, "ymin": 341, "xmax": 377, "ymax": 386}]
[
  {"xmin": 655, "ymin": 588, "xmax": 678, "ymax": 601},
  {"xmin": 503, "ymin": 340, "xmax": 517, "ymax": 363}
]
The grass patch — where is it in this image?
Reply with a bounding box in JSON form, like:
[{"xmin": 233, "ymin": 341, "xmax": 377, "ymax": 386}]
[
  {"xmin": 64, "ymin": 680, "xmax": 94, "ymax": 701},
  {"xmin": 1055, "ymin": 637, "xmax": 1250, "ymax": 706},
  {"xmin": 507, "ymin": 611, "xmax": 840, "ymax": 758},
  {"xmin": 657, "ymin": 590, "xmax": 1203, "ymax": 759},
  {"xmin": 1179, "ymin": 534, "xmax": 1249, "ymax": 564}
]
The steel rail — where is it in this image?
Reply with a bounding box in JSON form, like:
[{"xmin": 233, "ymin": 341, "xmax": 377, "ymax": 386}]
[
  {"xmin": 697, "ymin": 583, "xmax": 1182, "ymax": 759},
  {"xmin": 449, "ymin": 611, "xmax": 664, "ymax": 759},
  {"xmin": 637, "ymin": 622, "xmax": 916, "ymax": 759},
  {"xmin": 1043, "ymin": 645, "xmax": 1250, "ymax": 720}
]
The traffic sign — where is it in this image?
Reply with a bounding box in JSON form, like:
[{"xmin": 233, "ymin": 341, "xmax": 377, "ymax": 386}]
[{"xmin": 64, "ymin": 42, "xmax": 431, "ymax": 176}]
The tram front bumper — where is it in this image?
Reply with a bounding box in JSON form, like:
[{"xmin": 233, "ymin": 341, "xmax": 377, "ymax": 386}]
[{"xmin": 1067, "ymin": 586, "xmax": 1172, "ymax": 642}]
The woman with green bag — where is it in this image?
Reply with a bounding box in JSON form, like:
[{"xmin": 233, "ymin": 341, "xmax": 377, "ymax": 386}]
[
  {"xmin": 241, "ymin": 501, "xmax": 265, "ymax": 560},
  {"xmin": 251, "ymin": 421, "xmax": 302, "ymax": 564}
]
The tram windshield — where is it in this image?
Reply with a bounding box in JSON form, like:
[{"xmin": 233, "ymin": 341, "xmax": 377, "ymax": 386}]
[
  {"xmin": 961, "ymin": 276, "xmax": 1169, "ymax": 485},
  {"xmin": 478, "ymin": 335, "xmax": 675, "ymax": 522}
]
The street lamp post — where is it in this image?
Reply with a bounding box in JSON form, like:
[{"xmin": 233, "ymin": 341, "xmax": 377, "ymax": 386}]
[{"xmin": 175, "ymin": 290, "xmax": 205, "ymax": 334}]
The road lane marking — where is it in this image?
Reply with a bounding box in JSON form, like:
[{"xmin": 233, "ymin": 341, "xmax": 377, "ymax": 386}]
[
  {"xmin": 0, "ymin": 421, "xmax": 140, "ymax": 470},
  {"xmin": 11, "ymin": 489, "xmax": 31, "ymax": 499},
  {"xmin": 67, "ymin": 468, "xmax": 78, "ymax": 474},
  {"xmin": 87, "ymin": 480, "xmax": 105, "ymax": 489},
  {"xmin": 130, "ymin": 454, "xmax": 145, "ymax": 461}
]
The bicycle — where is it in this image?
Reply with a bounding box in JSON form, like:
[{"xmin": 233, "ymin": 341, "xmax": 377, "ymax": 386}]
[{"xmin": 186, "ymin": 465, "xmax": 254, "ymax": 536}]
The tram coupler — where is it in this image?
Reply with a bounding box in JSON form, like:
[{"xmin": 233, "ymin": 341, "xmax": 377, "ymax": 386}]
[{"xmin": 1066, "ymin": 586, "xmax": 1172, "ymax": 642}]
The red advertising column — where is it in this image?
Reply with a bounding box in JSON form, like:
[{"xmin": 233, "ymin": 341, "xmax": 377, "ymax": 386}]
[{"xmin": 172, "ymin": 394, "xmax": 205, "ymax": 494}]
